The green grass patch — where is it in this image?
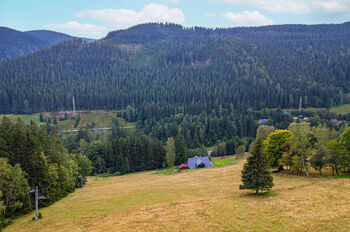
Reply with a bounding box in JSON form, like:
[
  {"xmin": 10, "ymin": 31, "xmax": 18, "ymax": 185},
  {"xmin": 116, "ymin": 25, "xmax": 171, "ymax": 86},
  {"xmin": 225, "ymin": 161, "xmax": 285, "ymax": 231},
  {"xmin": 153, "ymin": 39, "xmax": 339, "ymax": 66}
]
[
  {"xmin": 97, "ymin": 173, "xmax": 114, "ymax": 178},
  {"xmin": 0, "ymin": 114, "xmax": 44, "ymax": 126},
  {"xmin": 205, "ymin": 145, "xmax": 217, "ymax": 152},
  {"xmin": 332, "ymin": 175, "xmax": 350, "ymax": 179},
  {"xmin": 284, "ymin": 103, "xmax": 350, "ymax": 115},
  {"xmin": 331, "ymin": 104, "xmax": 350, "ymax": 115},
  {"xmin": 213, "ymin": 157, "xmax": 241, "ymax": 168},
  {"xmin": 153, "ymin": 168, "xmax": 179, "ymax": 175},
  {"xmin": 2, "ymin": 111, "xmax": 137, "ymax": 132},
  {"xmin": 55, "ymin": 112, "xmax": 136, "ymax": 131},
  {"xmin": 57, "ymin": 112, "xmax": 133, "ymax": 130}
]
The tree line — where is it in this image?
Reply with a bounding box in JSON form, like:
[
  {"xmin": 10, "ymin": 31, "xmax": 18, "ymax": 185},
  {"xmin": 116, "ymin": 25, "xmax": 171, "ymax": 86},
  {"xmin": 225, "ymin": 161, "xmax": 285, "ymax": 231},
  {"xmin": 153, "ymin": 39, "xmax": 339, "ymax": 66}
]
[
  {"xmin": 0, "ymin": 117, "xmax": 92, "ymax": 228},
  {"xmin": 263, "ymin": 122, "xmax": 350, "ymax": 176},
  {"xmin": 240, "ymin": 122, "xmax": 350, "ymax": 194},
  {"xmin": 128, "ymin": 107, "xmax": 345, "ymax": 151}
]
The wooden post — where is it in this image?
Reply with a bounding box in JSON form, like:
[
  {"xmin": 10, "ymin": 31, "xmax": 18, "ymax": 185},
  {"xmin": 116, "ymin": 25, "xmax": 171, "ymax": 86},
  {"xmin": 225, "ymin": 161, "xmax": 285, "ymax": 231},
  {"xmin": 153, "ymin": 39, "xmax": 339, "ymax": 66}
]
[
  {"xmin": 35, "ymin": 186, "xmax": 39, "ymax": 220},
  {"xmin": 73, "ymin": 97, "xmax": 76, "ymax": 115}
]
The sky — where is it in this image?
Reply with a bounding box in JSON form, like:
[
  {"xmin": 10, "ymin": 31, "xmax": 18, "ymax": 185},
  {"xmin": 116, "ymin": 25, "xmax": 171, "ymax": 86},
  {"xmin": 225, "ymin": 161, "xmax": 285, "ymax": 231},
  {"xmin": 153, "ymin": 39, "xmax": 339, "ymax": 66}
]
[{"xmin": 1, "ymin": 0, "xmax": 350, "ymax": 39}]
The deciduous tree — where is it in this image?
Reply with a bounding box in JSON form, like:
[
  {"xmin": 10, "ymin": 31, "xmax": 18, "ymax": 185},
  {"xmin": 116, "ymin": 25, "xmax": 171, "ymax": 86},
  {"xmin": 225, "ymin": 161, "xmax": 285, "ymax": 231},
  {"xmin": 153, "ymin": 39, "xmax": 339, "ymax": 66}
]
[
  {"xmin": 264, "ymin": 129, "xmax": 292, "ymax": 171},
  {"xmin": 165, "ymin": 138, "xmax": 176, "ymax": 167}
]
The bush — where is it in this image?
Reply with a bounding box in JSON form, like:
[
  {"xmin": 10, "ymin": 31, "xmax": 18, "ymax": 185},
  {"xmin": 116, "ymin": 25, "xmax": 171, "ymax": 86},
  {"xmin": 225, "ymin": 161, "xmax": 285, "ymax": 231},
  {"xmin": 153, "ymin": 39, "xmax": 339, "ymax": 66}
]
[
  {"xmin": 74, "ymin": 114, "xmax": 81, "ymax": 128},
  {"xmin": 97, "ymin": 173, "xmax": 113, "ymax": 178},
  {"xmin": 187, "ymin": 147, "xmax": 207, "ymax": 158},
  {"xmin": 0, "ymin": 218, "xmax": 13, "ymax": 229}
]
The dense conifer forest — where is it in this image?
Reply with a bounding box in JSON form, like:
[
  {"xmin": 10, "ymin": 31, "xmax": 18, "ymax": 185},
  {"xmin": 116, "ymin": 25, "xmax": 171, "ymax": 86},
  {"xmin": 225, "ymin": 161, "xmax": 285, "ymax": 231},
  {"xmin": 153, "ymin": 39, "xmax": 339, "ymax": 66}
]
[
  {"xmin": 1, "ymin": 22, "xmax": 350, "ymax": 115},
  {"xmin": 0, "ymin": 118, "xmax": 93, "ymax": 227}
]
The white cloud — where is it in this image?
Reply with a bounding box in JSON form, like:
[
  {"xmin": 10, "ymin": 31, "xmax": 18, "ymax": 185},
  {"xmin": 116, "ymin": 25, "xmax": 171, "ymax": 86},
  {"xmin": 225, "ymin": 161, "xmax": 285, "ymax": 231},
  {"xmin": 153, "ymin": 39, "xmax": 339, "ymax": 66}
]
[
  {"xmin": 75, "ymin": 4, "xmax": 185, "ymax": 30},
  {"xmin": 313, "ymin": 0, "xmax": 350, "ymax": 13},
  {"xmin": 223, "ymin": 11, "xmax": 273, "ymax": 26},
  {"xmin": 217, "ymin": 0, "xmax": 350, "ymax": 15},
  {"xmin": 44, "ymin": 21, "xmax": 107, "ymax": 37},
  {"xmin": 217, "ymin": 0, "xmax": 311, "ymax": 14},
  {"xmin": 205, "ymin": 12, "xmax": 217, "ymax": 18}
]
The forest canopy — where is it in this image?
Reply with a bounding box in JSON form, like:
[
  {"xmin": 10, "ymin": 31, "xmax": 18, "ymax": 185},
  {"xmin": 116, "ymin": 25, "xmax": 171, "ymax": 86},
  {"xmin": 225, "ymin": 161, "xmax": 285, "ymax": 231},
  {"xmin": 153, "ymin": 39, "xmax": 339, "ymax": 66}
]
[{"xmin": 0, "ymin": 22, "xmax": 349, "ymax": 115}]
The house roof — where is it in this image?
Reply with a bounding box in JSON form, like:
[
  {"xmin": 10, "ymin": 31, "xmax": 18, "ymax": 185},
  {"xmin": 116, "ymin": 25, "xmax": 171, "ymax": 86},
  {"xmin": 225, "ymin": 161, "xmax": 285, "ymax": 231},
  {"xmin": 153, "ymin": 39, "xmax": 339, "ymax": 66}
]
[
  {"xmin": 187, "ymin": 156, "xmax": 215, "ymax": 169},
  {"xmin": 330, "ymin": 119, "xmax": 342, "ymax": 124},
  {"xmin": 258, "ymin": 119, "xmax": 270, "ymax": 124}
]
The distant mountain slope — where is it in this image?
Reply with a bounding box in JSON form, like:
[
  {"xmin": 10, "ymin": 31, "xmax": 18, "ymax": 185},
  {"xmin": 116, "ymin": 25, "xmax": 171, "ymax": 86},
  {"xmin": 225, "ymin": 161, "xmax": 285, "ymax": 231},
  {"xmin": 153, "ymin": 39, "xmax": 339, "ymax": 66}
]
[
  {"xmin": 0, "ymin": 27, "xmax": 49, "ymax": 60},
  {"xmin": 0, "ymin": 22, "xmax": 349, "ymax": 114},
  {"xmin": 0, "ymin": 27, "xmax": 95, "ymax": 60},
  {"xmin": 25, "ymin": 30, "xmax": 95, "ymax": 45},
  {"xmin": 25, "ymin": 30, "xmax": 76, "ymax": 46}
]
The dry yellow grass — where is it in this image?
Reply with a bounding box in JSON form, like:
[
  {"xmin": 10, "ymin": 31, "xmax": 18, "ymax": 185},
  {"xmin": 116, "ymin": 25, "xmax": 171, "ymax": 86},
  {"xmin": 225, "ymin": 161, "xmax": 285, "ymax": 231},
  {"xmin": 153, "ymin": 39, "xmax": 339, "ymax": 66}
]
[{"xmin": 5, "ymin": 161, "xmax": 350, "ymax": 232}]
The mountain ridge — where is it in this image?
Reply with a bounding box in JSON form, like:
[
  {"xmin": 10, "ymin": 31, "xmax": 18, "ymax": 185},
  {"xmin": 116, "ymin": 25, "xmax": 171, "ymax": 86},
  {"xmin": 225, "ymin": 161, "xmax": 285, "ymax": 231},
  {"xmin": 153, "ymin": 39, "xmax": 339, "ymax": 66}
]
[
  {"xmin": 0, "ymin": 22, "xmax": 349, "ymax": 115},
  {"xmin": 0, "ymin": 26, "xmax": 95, "ymax": 61}
]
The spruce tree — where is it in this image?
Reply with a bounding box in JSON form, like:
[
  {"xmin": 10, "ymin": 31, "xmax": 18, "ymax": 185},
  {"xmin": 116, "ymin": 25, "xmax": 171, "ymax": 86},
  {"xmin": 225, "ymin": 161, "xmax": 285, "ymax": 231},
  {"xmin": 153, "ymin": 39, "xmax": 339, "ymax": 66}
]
[
  {"xmin": 175, "ymin": 133, "xmax": 187, "ymax": 165},
  {"xmin": 240, "ymin": 138, "xmax": 273, "ymax": 194}
]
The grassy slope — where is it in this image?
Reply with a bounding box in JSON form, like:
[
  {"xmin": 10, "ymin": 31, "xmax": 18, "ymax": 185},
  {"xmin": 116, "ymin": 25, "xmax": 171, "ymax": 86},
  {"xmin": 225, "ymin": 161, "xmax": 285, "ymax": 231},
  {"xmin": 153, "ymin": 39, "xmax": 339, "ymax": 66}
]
[
  {"xmin": 212, "ymin": 157, "xmax": 241, "ymax": 167},
  {"xmin": 284, "ymin": 103, "xmax": 350, "ymax": 115},
  {"xmin": 303, "ymin": 104, "xmax": 350, "ymax": 115},
  {"xmin": 0, "ymin": 114, "xmax": 44, "ymax": 126},
  {"xmin": 205, "ymin": 145, "xmax": 217, "ymax": 152},
  {"xmin": 331, "ymin": 104, "xmax": 350, "ymax": 114},
  {"xmin": 5, "ymin": 160, "xmax": 350, "ymax": 232},
  {"xmin": 0, "ymin": 111, "xmax": 135, "ymax": 131}
]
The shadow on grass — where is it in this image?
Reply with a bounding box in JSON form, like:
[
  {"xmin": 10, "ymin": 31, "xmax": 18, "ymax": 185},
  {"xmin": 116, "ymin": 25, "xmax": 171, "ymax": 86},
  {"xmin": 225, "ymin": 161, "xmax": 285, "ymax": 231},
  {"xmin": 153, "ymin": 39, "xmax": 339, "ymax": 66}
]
[{"xmin": 241, "ymin": 191, "xmax": 278, "ymax": 198}]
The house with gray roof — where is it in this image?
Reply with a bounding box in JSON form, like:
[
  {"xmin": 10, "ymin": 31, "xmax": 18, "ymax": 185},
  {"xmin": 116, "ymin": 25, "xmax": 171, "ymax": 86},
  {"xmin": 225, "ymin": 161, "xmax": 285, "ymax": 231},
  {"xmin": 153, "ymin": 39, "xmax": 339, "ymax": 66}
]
[{"xmin": 187, "ymin": 156, "xmax": 215, "ymax": 169}]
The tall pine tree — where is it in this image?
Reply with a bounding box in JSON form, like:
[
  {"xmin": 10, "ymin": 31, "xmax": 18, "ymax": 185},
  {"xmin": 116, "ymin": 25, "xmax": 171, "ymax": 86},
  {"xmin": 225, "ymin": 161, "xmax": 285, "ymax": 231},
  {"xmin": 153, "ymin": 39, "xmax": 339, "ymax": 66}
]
[
  {"xmin": 175, "ymin": 133, "xmax": 187, "ymax": 165},
  {"xmin": 240, "ymin": 138, "xmax": 273, "ymax": 194}
]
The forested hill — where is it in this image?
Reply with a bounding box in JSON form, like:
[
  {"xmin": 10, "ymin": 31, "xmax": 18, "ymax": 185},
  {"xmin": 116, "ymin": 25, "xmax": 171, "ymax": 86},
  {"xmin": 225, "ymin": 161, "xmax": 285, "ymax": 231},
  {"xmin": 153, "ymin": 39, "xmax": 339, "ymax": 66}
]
[
  {"xmin": 0, "ymin": 27, "xmax": 49, "ymax": 60},
  {"xmin": 1, "ymin": 22, "xmax": 350, "ymax": 115},
  {"xmin": 25, "ymin": 30, "xmax": 95, "ymax": 45},
  {"xmin": 0, "ymin": 27, "xmax": 94, "ymax": 60}
]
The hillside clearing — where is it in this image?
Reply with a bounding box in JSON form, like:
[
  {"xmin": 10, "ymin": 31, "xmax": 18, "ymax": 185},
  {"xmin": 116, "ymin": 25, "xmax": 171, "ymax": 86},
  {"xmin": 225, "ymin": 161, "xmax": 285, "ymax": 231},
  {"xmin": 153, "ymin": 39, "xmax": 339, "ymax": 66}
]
[
  {"xmin": 283, "ymin": 103, "xmax": 350, "ymax": 115},
  {"xmin": 5, "ymin": 160, "xmax": 350, "ymax": 232},
  {"xmin": 331, "ymin": 104, "xmax": 350, "ymax": 115},
  {"xmin": 0, "ymin": 111, "xmax": 136, "ymax": 131}
]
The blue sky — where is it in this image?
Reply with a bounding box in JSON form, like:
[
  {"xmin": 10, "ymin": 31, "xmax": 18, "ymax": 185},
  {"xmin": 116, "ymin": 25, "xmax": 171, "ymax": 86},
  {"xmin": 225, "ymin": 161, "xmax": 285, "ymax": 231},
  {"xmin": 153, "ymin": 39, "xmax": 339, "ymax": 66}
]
[{"xmin": 1, "ymin": 0, "xmax": 349, "ymax": 38}]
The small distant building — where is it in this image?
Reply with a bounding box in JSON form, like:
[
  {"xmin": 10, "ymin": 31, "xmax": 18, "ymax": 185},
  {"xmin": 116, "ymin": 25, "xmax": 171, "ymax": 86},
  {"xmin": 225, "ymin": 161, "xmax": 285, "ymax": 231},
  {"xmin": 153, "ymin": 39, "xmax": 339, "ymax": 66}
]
[
  {"xmin": 298, "ymin": 115, "xmax": 304, "ymax": 119},
  {"xmin": 293, "ymin": 117, "xmax": 298, "ymax": 120},
  {"xmin": 258, "ymin": 119, "xmax": 270, "ymax": 124},
  {"xmin": 330, "ymin": 119, "xmax": 342, "ymax": 124},
  {"xmin": 303, "ymin": 117, "xmax": 309, "ymax": 121},
  {"xmin": 187, "ymin": 156, "xmax": 214, "ymax": 169}
]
